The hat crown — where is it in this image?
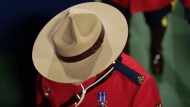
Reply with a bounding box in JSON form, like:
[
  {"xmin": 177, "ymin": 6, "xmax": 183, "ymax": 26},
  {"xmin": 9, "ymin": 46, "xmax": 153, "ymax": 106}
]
[
  {"xmin": 52, "ymin": 9, "xmax": 102, "ymax": 57},
  {"xmin": 32, "ymin": 2, "xmax": 128, "ymax": 83}
]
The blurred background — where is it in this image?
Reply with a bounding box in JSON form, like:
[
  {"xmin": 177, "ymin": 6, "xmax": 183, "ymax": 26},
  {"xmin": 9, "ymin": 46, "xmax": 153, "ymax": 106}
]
[
  {"xmin": 130, "ymin": 2, "xmax": 190, "ymax": 107},
  {"xmin": 0, "ymin": 0, "xmax": 190, "ymax": 107},
  {"xmin": 113, "ymin": 0, "xmax": 190, "ymax": 106}
]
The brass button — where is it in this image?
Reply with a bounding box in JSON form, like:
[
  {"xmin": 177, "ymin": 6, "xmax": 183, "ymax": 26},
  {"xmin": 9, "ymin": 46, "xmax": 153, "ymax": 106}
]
[
  {"xmin": 138, "ymin": 75, "xmax": 145, "ymax": 84},
  {"xmin": 44, "ymin": 92, "xmax": 49, "ymax": 97}
]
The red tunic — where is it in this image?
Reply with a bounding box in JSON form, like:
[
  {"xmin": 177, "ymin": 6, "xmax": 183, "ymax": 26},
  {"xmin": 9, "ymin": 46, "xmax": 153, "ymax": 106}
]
[
  {"xmin": 36, "ymin": 53, "xmax": 162, "ymax": 107},
  {"xmin": 183, "ymin": 0, "xmax": 190, "ymax": 8},
  {"xmin": 110, "ymin": 0, "xmax": 173, "ymax": 13}
]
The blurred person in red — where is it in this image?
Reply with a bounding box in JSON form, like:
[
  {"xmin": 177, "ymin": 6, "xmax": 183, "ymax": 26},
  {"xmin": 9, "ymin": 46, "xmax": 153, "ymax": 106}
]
[{"xmin": 102, "ymin": 0, "xmax": 190, "ymax": 74}]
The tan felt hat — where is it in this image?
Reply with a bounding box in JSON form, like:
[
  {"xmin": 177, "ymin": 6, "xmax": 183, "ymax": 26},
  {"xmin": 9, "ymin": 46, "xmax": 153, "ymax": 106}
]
[{"xmin": 32, "ymin": 2, "xmax": 128, "ymax": 83}]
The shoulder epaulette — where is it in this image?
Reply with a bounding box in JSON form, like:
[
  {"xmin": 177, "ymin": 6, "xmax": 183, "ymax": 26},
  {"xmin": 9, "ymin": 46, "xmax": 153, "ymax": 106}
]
[{"xmin": 112, "ymin": 60, "xmax": 146, "ymax": 86}]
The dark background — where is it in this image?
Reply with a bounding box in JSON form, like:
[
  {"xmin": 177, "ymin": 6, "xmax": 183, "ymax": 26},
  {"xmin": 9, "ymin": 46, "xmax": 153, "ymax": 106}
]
[{"xmin": 0, "ymin": 1, "xmax": 92, "ymax": 107}]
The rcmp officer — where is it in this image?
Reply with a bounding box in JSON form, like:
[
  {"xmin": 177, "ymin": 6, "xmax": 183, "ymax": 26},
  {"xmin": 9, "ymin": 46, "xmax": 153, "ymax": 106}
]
[{"xmin": 32, "ymin": 2, "xmax": 162, "ymax": 107}]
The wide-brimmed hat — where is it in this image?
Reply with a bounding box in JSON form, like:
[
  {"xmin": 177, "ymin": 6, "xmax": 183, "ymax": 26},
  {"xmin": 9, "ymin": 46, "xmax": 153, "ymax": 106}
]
[{"xmin": 32, "ymin": 2, "xmax": 128, "ymax": 83}]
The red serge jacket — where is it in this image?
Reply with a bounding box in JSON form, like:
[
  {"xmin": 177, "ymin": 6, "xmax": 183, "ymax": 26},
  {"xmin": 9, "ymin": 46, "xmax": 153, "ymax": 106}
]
[
  {"xmin": 110, "ymin": 0, "xmax": 173, "ymax": 13},
  {"xmin": 183, "ymin": 0, "xmax": 190, "ymax": 8},
  {"xmin": 36, "ymin": 53, "xmax": 162, "ymax": 107}
]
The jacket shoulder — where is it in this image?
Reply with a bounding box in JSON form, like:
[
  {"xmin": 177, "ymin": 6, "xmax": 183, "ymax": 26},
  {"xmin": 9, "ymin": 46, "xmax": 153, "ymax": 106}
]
[{"xmin": 112, "ymin": 54, "xmax": 147, "ymax": 86}]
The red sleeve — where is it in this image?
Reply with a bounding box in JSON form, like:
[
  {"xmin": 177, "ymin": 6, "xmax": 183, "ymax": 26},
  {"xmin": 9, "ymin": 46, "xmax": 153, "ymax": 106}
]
[
  {"xmin": 36, "ymin": 74, "xmax": 44, "ymax": 107},
  {"xmin": 132, "ymin": 75, "xmax": 162, "ymax": 107},
  {"xmin": 183, "ymin": 0, "xmax": 190, "ymax": 8}
]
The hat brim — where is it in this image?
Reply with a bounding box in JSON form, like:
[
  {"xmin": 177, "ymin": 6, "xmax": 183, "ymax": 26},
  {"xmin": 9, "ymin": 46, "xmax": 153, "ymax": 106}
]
[{"xmin": 32, "ymin": 2, "xmax": 128, "ymax": 83}]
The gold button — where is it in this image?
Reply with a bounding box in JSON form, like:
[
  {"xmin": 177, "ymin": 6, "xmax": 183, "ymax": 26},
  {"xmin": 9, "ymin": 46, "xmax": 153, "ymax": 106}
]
[
  {"xmin": 138, "ymin": 75, "xmax": 145, "ymax": 84},
  {"xmin": 44, "ymin": 92, "xmax": 49, "ymax": 96}
]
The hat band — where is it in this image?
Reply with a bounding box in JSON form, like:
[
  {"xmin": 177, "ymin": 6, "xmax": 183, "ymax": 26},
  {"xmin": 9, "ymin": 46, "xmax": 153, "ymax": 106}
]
[{"xmin": 55, "ymin": 24, "xmax": 105, "ymax": 63}]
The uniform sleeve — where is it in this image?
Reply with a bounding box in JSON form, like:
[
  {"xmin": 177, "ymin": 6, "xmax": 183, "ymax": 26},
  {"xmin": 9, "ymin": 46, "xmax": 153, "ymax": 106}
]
[
  {"xmin": 132, "ymin": 76, "xmax": 162, "ymax": 107},
  {"xmin": 183, "ymin": 0, "xmax": 190, "ymax": 8},
  {"xmin": 36, "ymin": 74, "xmax": 44, "ymax": 107}
]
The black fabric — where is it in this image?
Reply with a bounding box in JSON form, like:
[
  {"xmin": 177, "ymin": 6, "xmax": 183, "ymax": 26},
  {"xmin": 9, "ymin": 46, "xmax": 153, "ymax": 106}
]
[
  {"xmin": 40, "ymin": 98, "xmax": 52, "ymax": 107},
  {"xmin": 144, "ymin": 4, "xmax": 172, "ymax": 28},
  {"xmin": 185, "ymin": 7, "xmax": 190, "ymax": 24}
]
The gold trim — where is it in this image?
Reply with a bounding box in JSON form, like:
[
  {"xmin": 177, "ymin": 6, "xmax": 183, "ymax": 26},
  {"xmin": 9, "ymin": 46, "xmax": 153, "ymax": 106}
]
[
  {"xmin": 74, "ymin": 102, "xmax": 77, "ymax": 106},
  {"xmin": 138, "ymin": 75, "xmax": 145, "ymax": 84},
  {"xmin": 171, "ymin": 0, "xmax": 177, "ymax": 11},
  {"xmin": 44, "ymin": 92, "xmax": 49, "ymax": 96},
  {"xmin": 161, "ymin": 16, "xmax": 168, "ymax": 27}
]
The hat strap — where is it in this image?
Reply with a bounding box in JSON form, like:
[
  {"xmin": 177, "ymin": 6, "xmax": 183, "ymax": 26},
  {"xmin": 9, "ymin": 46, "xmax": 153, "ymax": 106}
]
[
  {"xmin": 55, "ymin": 24, "xmax": 105, "ymax": 63},
  {"xmin": 60, "ymin": 65, "xmax": 115, "ymax": 107},
  {"xmin": 60, "ymin": 54, "xmax": 122, "ymax": 107}
]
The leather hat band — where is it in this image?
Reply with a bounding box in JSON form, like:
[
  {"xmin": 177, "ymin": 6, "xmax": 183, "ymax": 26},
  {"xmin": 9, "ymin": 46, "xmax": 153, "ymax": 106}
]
[{"xmin": 55, "ymin": 24, "xmax": 105, "ymax": 63}]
